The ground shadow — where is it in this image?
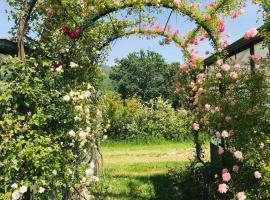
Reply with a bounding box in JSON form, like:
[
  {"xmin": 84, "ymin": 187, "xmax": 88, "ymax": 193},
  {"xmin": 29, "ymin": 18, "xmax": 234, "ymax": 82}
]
[{"xmin": 103, "ymin": 173, "xmax": 176, "ymax": 200}]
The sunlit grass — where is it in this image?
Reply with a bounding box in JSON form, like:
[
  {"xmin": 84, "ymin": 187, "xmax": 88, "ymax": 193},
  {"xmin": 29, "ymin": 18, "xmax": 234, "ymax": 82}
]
[{"xmin": 99, "ymin": 141, "xmax": 201, "ymax": 200}]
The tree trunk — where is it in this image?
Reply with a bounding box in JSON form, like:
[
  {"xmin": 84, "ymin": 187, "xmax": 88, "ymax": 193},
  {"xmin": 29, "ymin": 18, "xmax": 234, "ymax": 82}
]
[{"xmin": 18, "ymin": 17, "xmax": 26, "ymax": 62}]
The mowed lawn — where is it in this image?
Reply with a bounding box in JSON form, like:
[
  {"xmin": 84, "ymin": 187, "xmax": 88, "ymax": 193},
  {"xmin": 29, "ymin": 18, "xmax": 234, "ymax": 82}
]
[{"xmin": 99, "ymin": 141, "xmax": 209, "ymax": 200}]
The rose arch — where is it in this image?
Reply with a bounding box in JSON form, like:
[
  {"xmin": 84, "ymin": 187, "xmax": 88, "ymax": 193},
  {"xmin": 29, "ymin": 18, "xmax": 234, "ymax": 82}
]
[{"xmin": 1, "ymin": 0, "xmax": 269, "ymax": 199}]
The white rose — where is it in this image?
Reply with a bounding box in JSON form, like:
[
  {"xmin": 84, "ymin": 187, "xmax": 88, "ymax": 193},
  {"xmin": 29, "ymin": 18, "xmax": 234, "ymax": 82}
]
[
  {"xmin": 70, "ymin": 62, "xmax": 79, "ymax": 68},
  {"xmin": 11, "ymin": 183, "xmax": 18, "ymax": 189},
  {"xmin": 85, "ymin": 168, "xmax": 94, "ymax": 176},
  {"xmin": 38, "ymin": 187, "xmax": 45, "ymax": 193},
  {"xmin": 52, "ymin": 169, "xmax": 57, "ymax": 175},
  {"xmin": 90, "ymin": 162, "xmax": 95, "ymax": 169},
  {"xmin": 221, "ymin": 130, "xmax": 229, "ymax": 138},
  {"xmin": 83, "ymin": 91, "xmax": 91, "ymax": 98},
  {"xmin": 92, "ymin": 176, "xmax": 99, "ymax": 182},
  {"xmin": 79, "ymin": 131, "xmax": 87, "ymax": 139},
  {"xmin": 68, "ymin": 130, "xmax": 76, "ymax": 137},
  {"xmin": 55, "ymin": 65, "xmax": 63, "ymax": 73},
  {"xmin": 19, "ymin": 186, "xmax": 27, "ymax": 194},
  {"xmin": 12, "ymin": 190, "xmax": 21, "ymax": 200},
  {"xmin": 63, "ymin": 94, "xmax": 71, "ymax": 102}
]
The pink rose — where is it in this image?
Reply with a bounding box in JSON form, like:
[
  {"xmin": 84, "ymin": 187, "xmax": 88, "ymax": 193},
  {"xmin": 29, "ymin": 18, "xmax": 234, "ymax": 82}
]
[
  {"xmin": 205, "ymin": 104, "xmax": 211, "ymax": 112},
  {"xmin": 179, "ymin": 64, "xmax": 186, "ymax": 69},
  {"xmin": 216, "ymin": 72, "xmax": 222, "ymax": 79},
  {"xmin": 234, "ymin": 151, "xmax": 243, "ymax": 160},
  {"xmin": 222, "ymin": 168, "xmax": 228, "ymax": 174},
  {"xmin": 205, "ymin": 14, "xmax": 211, "ymax": 21},
  {"xmin": 244, "ymin": 28, "xmax": 258, "ymax": 40},
  {"xmin": 230, "ymin": 71, "xmax": 238, "ymax": 79},
  {"xmin": 221, "ymin": 64, "xmax": 231, "ymax": 72},
  {"xmin": 222, "ymin": 172, "xmax": 231, "ymax": 182},
  {"xmin": 218, "ymin": 18, "xmax": 226, "ymax": 34},
  {"xmin": 216, "ymin": 59, "xmax": 223, "ymax": 66},
  {"xmin": 193, "ymin": 123, "xmax": 200, "ymax": 131},
  {"xmin": 239, "ymin": 8, "xmax": 245, "ymax": 15},
  {"xmin": 225, "ymin": 116, "xmax": 232, "ymax": 122},
  {"xmin": 215, "ymin": 106, "xmax": 221, "ymax": 112},
  {"xmin": 218, "ymin": 183, "xmax": 229, "ymax": 194},
  {"xmin": 174, "ymin": 0, "xmax": 181, "ymax": 8},
  {"xmin": 254, "ymin": 171, "xmax": 262, "ymax": 179},
  {"xmin": 218, "ymin": 146, "xmax": 224, "ymax": 155},
  {"xmin": 251, "ymin": 54, "xmax": 262, "ymax": 62},
  {"xmin": 236, "ymin": 192, "xmax": 247, "ymax": 200},
  {"xmin": 234, "ymin": 63, "xmax": 240, "ymax": 69},
  {"xmin": 62, "ymin": 26, "xmax": 70, "ymax": 35}
]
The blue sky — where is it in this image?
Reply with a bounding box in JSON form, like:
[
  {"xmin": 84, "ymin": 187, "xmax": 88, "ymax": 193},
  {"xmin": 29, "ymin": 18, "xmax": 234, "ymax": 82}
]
[{"xmin": 0, "ymin": 0, "xmax": 263, "ymax": 65}]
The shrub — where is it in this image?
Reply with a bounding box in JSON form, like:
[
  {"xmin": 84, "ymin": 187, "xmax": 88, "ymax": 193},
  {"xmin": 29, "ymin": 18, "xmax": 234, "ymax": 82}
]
[{"xmin": 102, "ymin": 92, "xmax": 192, "ymax": 142}]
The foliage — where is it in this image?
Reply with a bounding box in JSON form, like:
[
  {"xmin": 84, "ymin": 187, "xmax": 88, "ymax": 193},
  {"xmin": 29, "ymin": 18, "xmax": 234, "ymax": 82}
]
[
  {"xmin": 109, "ymin": 50, "xmax": 179, "ymax": 103},
  {"xmin": 260, "ymin": 0, "xmax": 270, "ymax": 52},
  {"xmin": 168, "ymin": 164, "xmax": 217, "ymax": 200},
  {"xmin": 102, "ymin": 92, "xmax": 192, "ymax": 142}
]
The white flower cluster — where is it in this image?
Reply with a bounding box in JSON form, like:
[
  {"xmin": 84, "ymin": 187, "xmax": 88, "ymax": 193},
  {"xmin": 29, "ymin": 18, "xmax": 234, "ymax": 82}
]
[
  {"xmin": 63, "ymin": 90, "xmax": 92, "ymax": 102},
  {"xmin": 68, "ymin": 127, "xmax": 95, "ymax": 147},
  {"xmin": 11, "ymin": 185, "xmax": 27, "ymax": 200},
  {"xmin": 78, "ymin": 162, "xmax": 98, "ymax": 200},
  {"xmin": 70, "ymin": 62, "xmax": 82, "ymax": 69}
]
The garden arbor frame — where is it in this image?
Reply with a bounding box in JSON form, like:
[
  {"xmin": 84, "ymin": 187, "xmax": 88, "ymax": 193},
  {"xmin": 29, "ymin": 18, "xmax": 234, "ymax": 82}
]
[
  {"xmin": 16, "ymin": 0, "xmax": 245, "ymax": 169},
  {"xmin": 19, "ymin": 0, "xmax": 240, "ymax": 61}
]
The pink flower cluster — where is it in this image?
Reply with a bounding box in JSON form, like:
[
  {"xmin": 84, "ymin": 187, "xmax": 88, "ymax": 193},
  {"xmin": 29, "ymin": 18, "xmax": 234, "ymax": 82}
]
[
  {"xmin": 236, "ymin": 192, "xmax": 246, "ymax": 200},
  {"xmin": 218, "ymin": 17, "xmax": 226, "ymax": 34},
  {"xmin": 174, "ymin": 0, "xmax": 181, "ymax": 8},
  {"xmin": 254, "ymin": 171, "xmax": 262, "ymax": 179},
  {"xmin": 230, "ymin": 8, "xmax": 245, "ymax": 19},
  {"xmin": 234, "ymin": 151, "xmax": 243, "ymax": 160},
  {"xmin": 222, "ymin": 172, "xmax": 231, "ymax": 182},
  {"xmin": 218, "ymin": 146, "xmax": 224, "ymax": 155},
  {"xmin": 251, "ymin": 54, "xmax": 262, "ymax": 62},
  {"xmin": 192, "ymin": 123, "xmax": 200, "ymax": 131},
  {"xmin": 244, "ymin": 28, "xmax": 258, "ymax": 40},
  {"xmin": 218, "ymin": 183, "xmax": 229, "ymax": 193}
]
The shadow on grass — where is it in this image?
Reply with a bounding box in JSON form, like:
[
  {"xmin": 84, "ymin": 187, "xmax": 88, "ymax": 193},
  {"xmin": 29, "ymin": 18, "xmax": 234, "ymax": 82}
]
[{"xmin": 104, "ymin": 173, "xmax": 176, "ymax": 200}]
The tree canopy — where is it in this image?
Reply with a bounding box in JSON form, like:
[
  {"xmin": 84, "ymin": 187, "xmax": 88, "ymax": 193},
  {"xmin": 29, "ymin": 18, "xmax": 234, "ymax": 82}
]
[{"xmin": 110, "ymin": 50, "xmax": 178, "ymax": 103}]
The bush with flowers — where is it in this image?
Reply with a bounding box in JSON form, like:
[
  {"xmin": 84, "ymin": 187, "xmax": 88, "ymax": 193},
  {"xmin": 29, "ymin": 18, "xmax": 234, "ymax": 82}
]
[
  {"xmin": 198, "ymin": 57, "xmax": 270, "ymax": 199},
  {"xmin": 169, "ymin": 43, "xmax": 270, "ymax": 200},
  {"xmin": 0, "ymin": 56, "xmax": 108, "ymax": 199}
]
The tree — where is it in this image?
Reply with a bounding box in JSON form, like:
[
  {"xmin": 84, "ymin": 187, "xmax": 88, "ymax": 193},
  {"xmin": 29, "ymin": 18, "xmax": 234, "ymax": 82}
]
[{"xmin": 110, "ymin": 50, "xmax": 178, "ymax": 103}]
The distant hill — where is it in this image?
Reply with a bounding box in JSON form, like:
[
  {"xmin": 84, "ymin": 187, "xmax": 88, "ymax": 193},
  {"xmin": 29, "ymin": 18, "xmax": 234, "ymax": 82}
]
[
  {"xmin": 101, "ymin": 64, "xmax": 115, "ymax": 91},
  {"xmin": 102, "ymin": 64, "xmax": 111, "ymax": 75}
]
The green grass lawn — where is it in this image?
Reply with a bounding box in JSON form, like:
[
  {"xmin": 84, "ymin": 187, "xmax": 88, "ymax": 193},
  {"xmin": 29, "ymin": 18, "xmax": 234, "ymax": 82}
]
[{"xmin": 98, "ymin": 141, "xmax": 208, "ymax": 200}]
